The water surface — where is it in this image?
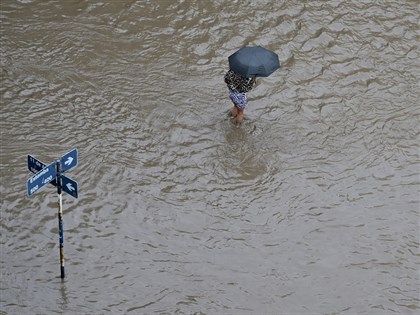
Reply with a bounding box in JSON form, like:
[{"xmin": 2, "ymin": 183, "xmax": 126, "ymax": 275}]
[{"xmin": 1, "ymin": 0, "xmax": 419, "ymax": 314}]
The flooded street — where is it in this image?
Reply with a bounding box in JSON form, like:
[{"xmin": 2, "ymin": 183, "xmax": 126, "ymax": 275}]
[{"xmin": 1, "ymin": 0, "xmax": 419, "ymax": 314}]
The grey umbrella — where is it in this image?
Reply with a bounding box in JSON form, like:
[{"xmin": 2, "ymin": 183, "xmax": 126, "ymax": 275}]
[{"xmin": 228, "ymin": 45, "xmax": 281, "ymax": 78}]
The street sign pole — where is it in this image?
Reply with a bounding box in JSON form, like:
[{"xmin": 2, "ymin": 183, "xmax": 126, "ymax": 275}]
[
  {"xmin": 56, "ymin": 160, "xmax": 65, "ymax": 279},
  {"xmin": 26, "ymin": 149, "xmax": 78, "ymax": 279}
]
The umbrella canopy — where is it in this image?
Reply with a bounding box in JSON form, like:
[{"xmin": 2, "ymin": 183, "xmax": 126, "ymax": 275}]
[{"xmin": 228, "ymin": 46, "xmax": 281, "ymax": 78}]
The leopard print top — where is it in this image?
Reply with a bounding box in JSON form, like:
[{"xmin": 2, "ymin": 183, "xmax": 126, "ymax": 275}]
[{"xmin": 224, "ymin": 70, "xmax": 255, "ymax": 93}]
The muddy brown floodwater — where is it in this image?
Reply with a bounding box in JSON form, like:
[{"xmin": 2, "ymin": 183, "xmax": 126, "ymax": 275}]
[{"xmin": 1, "ymin": 1, "xmax": 419, "ymax": 314}]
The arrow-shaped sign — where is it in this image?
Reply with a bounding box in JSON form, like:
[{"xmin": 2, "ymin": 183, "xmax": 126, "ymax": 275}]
[
  {"xmin": 61, "ymin": 148, "xmax": 78, "ymax": 173},
  {"xmin": 61, "ymin": 175, "xmax": 78, "ymax": 198},
  {"xmin": 64, "ymin": 157, "xmax": 73, "ymax": 166}
]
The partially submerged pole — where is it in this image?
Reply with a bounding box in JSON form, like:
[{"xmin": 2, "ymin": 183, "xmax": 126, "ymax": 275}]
[
  {"xmin": 56, "ymin": 160, "xmax": 65, "ymax": 279},
  {"xmin": 27, "ymin": 149, "xmax": 78, "ymax": 279}
]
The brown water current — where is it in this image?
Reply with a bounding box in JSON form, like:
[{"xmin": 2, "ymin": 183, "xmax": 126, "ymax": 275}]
[{"xmin": 1, "ymin": 1, "xmax": 419, "ymax": 314}]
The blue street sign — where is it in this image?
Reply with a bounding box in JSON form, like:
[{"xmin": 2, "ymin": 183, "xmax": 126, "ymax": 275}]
[
  {"xmin": 28, "ymin": 155, "xmax": 45, "ymax": 173},
  {"xmin": 28, "ymin": 155, "xmax": 57, "ymax": 186},
  {"xmin": 61, "ymin": 175, "xmax": 78, "ymax": 199},
  {"xmin": 27, "ymin": 155, "xmax": 78, "ymax": 198},
  {"xmin": 27, "ymin": 162, "xmax": 57, "ymax": 196},
  {"xmin": 60, "ymin": 148, "xmax": 78, "ymax": 173}
]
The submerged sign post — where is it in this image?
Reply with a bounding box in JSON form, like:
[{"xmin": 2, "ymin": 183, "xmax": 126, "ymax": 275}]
[{"xmin": 26, "ymin": 148, "xmax": 79, "ymax": 279}]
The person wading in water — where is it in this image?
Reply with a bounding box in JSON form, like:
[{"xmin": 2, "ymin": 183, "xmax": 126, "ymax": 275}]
[{"xmin": 224, "ymin": 69, "xmax": 256, "ymax": 124}]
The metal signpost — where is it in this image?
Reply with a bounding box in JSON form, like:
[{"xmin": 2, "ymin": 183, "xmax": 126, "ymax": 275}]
[{"xmin": 27, "ymin": 149, "xmax": 79, "ymax": 279}]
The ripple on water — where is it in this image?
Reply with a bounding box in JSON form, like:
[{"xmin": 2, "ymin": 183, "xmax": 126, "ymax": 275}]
[{"xmin": 1, "ymin": 0, "xmax": 419, "ymax": 314}]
